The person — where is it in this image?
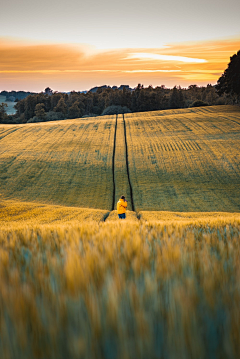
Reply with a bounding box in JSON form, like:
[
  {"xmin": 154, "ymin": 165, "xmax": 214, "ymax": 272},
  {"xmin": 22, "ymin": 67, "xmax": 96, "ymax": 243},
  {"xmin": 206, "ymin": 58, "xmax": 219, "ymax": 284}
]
[{"xmin": 117, "ymin": 195, "xmax": 127, "ymax": 219}]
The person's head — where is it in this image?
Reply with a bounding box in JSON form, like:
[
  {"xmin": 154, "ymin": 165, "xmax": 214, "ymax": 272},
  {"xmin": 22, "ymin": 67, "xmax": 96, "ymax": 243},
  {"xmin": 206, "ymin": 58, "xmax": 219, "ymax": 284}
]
[{"xmin": 120, "ymin": 195, "xmax": 125, "ymax": 200}]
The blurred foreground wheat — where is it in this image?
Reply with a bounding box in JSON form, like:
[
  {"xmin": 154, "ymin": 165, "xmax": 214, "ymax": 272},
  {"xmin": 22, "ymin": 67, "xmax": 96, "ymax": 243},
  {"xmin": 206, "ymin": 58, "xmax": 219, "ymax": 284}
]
[{"xmin": 0, "ymin": 219, "xmax": 240, "ymax": 359}]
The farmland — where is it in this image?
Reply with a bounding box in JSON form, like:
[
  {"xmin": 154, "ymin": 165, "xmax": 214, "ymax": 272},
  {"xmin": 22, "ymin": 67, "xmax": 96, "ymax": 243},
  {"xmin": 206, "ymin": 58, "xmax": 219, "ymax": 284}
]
[
  {"xmin": 0, "ymin": 115, "xmax": 115, "ymax": 209},
  {"xmin": 1, "ymin": 105, "xmax": 240, "ymax": 214},
  {"xmin": 0, "ymin": 105, "xmax": 240, "ymax": 358},
  {"xmin": 125, "ymin": 105, "xmax": 240, "ymax": 214}
]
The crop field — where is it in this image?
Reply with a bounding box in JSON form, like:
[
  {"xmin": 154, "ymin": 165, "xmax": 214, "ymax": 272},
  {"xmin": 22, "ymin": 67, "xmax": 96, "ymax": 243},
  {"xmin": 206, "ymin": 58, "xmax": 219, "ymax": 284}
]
[
  {"xmin": 1, "ymin": 105, "xmax": 240, "ymax": 214},
  {"xmin": 1, "ymin": 220, "xmax": 240, "ymax": 358},
  {"xmin": 125, "ymin": 105, "xmax": 240, "ymax": 213},
  {"xmin": 1, "ymin": 105, "xmax": 240, "ymax": 358},
  {"xmin": 0, "ymin": 95, "xmax": 17, "ymax": 115},
  {"xmin": 0, "ymin": 199, "xmax": 107, "ymax": 228},
  {"xmin": 0, "ymin": 116, "xmax": 115, "ymax": 209}
]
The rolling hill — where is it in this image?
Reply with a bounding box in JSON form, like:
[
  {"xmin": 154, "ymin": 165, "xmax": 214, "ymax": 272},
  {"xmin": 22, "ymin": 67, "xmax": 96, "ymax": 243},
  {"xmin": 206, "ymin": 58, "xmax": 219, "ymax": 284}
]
[{"xmin": 1, "ymin": 105, "xmax": 240, "ymax": 221}]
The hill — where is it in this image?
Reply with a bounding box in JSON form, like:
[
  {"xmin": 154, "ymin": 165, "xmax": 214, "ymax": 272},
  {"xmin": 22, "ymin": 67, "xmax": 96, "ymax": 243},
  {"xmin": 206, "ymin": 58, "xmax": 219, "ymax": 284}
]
[
  {"xmin": 126, "ymin": 105, "xmax": 240, "ymax": 214},
  {"xmin": 0, "ymin": 105, "xmax": 240, "ymax": 217},
  {"xmin": 0, "ymin": 115, "xmax": 115, "ymax": 209}
]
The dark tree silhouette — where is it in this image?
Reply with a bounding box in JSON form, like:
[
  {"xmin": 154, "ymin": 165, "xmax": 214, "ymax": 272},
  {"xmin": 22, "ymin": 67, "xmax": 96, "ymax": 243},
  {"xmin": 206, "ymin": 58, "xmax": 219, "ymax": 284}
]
[
  {"xmin": 0, "ymin": 103, "xmax": 8, "ymax": 122},
  {"xmin": 44, "ymin": 87, "xmax": 53, "ymax": 95},
  {"xmin": 216, "ymin": 50, "xmax": 240, "ymax": 103}
]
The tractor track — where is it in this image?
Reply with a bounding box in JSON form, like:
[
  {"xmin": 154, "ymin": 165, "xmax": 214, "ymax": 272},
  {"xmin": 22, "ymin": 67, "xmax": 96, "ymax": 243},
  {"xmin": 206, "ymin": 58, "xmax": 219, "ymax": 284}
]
[
  {"xmin": 103, "ymin": 113, "xmax": 136, "ymax": 221},
  {"xmin": 111, "ymin": 114, "xmax": 118, "ymax": 211},
  {"xmin": 123, "ymin": 113, "xmax": 135, "ymax": 212}
]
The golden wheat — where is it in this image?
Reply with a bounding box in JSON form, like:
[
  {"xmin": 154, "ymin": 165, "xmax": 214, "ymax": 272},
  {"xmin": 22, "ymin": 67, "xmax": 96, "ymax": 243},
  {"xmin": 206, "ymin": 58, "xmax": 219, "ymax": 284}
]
[
  {"xmin": 0, "ymin": 115, "xmax": 115, "ymax": 209},
  {"xmin": 125, "ymin": 105, "xmax": 240, "ymax": 212},
  {"xmin": 0, "ymin": 220, "xmax": 240, "ymax": 358},
  {"xmin": 0, "ymin": 198, "xmax": 107, "ymax": 229}
]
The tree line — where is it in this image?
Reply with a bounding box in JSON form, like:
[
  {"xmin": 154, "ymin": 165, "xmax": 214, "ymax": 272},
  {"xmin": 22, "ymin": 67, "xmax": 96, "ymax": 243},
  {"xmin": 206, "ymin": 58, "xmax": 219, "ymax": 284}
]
[
  {"xmin": 0, "ymin": 50, "xmax": 239, "ymax": 124},
  {"xmin": 0, "ymin": 90, "xmax": 33, "ymax": 102},
  {"xmin": 0, "ymin": 84, "xmax": 227, "ymax": 124}
]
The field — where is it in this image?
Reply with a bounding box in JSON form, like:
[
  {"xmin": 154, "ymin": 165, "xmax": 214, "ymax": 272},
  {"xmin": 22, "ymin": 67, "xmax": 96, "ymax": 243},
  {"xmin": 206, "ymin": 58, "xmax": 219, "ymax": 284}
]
[
  {"xmin": 1, "ymin": 219, "xmax": 240, "ymax": 359},
  {"xmin": 0, "ymin": 95, "xmax": 17, "ymax": 115},
  {"xmin": 0, "ymin": 116, "xmax": 115, "ymax": 209},
  {"xmin": 1, "ymin": 106, "xmax": 240, "ymax": 214},
  {"xmin": 125, "ymin": 105, "xmax": 240, "ymax": 213},
  {"xmin": 0, "ymin": 105, "xmax": 240, "ymax": 358}
]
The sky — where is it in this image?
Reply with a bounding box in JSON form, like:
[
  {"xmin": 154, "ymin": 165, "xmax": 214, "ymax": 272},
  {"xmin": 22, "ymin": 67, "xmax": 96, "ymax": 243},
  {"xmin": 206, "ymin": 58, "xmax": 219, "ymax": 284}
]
[{"xmin": 0, "ymin": 0, "xmax": 240, "ymax": 92}]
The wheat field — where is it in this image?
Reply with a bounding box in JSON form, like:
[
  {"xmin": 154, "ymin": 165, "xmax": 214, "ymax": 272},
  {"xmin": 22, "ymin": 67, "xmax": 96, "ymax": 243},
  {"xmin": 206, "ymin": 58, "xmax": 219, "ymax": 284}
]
[
  {"xmin": 0, "ymin": 115, "xmax": 115, "ymax": 209},
  {"xmin": 0, "ymin": 220, "xmax": 240, "ymax": 358},
  {"xmin": 0, "ymin": 199, "xmax": 108, "ymax": 229},
  {"xmin": 125, "ymin": 105, "xmax": 240, "ymax": 213},
  {"xmin": 1, "ymin": 106, "xmax": 240, "ymax": 213},
  {"xmin": 1, "ymin": 105, "xmax": 240, "ymax": 358}
]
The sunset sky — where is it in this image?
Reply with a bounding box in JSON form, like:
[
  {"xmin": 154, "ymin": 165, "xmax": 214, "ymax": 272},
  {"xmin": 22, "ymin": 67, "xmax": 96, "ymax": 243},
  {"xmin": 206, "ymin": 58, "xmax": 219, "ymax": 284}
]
[{"xmin": 1, "ymin": 0, "xmax": 240, "ymax": 92}]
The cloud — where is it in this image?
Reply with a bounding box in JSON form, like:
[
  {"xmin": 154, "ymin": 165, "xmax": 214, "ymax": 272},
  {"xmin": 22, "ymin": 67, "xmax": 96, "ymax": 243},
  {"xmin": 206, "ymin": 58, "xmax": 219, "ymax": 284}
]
[
  {"xmin": 123, "ymin": 70, "xmax": 181, "ymax": 73},
  {"xmin": 126, "ymin": 53, "xmax": 207, "ymax": 63},
  {"xmin": 0, "ymin": 37, "xmax": 239, "ymax": 91}
]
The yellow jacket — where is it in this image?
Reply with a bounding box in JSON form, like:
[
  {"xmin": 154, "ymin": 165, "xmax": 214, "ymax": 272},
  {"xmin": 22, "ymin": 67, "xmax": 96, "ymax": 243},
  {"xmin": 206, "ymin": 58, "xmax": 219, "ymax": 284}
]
[{"xmin": 117, "ymin": 198, "xmax": 127, "ymax": 214}]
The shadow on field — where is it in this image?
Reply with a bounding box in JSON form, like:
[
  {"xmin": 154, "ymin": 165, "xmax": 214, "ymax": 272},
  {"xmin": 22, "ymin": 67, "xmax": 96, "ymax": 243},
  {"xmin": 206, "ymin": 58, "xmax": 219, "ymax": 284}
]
[{"xmin": 105, "ymin": 210, "xmax": 138, "ymax": 222}]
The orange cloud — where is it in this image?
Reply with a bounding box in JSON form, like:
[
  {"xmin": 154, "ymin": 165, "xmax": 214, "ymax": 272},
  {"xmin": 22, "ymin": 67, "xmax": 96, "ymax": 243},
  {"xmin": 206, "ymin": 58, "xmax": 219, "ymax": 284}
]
[{"xmin": 0, "ymin": 37, "xmax": 239, "ymax": 91}]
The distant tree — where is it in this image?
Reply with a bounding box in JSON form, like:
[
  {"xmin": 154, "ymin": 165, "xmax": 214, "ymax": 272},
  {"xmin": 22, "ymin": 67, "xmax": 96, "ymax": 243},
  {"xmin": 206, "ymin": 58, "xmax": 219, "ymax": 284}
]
[
  {"xmin": 102, "ymin": 105, "xmax": 131, "ymax": 116},
  {"xmin": 190, "ymin": 100, "xmax": 209, "ymax": 107},
  {"xmin": 216, "ymin": 50, "xmax": 240, "ymax": 103},
  {"xmin": 46, "ymin": 111, "xmax": 65, "ymax": 121},
  {"xmin": 35, "ymin": 103, "xmax": 46, "ymax": 120},
  {"xmin": 6, "ymin": 82, "xmax": 228, "ymax": 124},
  {"xmin": 178, "ymin": 86, "xmax": 185, "ymax": 108},
  {"xmin": 188, "ymin": 85, "xmax": 200, "ymax": 101},
  {"xmin": 85, "ymin": 94, "xmax": 94, "ymax": 114},
  {"xmin": 54, "ymin": 97, "xmax": 67, "ymax": 114},
  {"xmin": 14, "ymin": 99, "xmax": 25, "ymax": 118},
  {"xmin": 205, "ymin": 84, "xmax": 218, "ymax": 105},
  {"xmin": 68, "ymin": 102, "xmax": 81, "ymax": 119},
  {"xmin": 24, "ymin": 95, "xmax": 38, "ymax": 121},
  {"xmin": 0, "ymin": 103, "xmax": 8, "ymax": 122},
  {"xmin": 44, "ymin": 87, "xmax": 53, "ymax": 95},
  {"xmin": 169, "ymin": 86, "xmax": 180, "ymax": 109},
  {"xmin": 120, "ymin": 86, "xmax": 131, "ymax": 108},
  {"xmin": 49, "ymin": 93, "xmax": 61, "ymax": 110},
  {"xmin": 7, "ymin": 96, "xmax": 15, "ymax": 102}
]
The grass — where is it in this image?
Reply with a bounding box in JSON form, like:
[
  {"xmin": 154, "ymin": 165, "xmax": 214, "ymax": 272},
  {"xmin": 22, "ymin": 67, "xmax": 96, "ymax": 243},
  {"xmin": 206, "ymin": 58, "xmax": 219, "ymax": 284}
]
[
  {"xmin": 125, "ymin": 105, "xmax": 240, "ymax": 212},
  {"xmin": 1, "ymin": 105, "xmax": 240, "ymax": 358}
]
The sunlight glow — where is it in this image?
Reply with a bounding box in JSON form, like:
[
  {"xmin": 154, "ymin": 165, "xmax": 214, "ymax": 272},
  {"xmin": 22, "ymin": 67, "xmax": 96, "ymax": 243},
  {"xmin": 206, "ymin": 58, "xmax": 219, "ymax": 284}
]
[
  {"xmin": 124, "ymin": 70, "xmax": 181, "ymax": 73},
  {"xmin": 1, "ymin": 36, "xmax": 239, "ymax": 91},
  {"xmin": 127, "ymin": 53, "xmax": 207, "ymax": 63}
]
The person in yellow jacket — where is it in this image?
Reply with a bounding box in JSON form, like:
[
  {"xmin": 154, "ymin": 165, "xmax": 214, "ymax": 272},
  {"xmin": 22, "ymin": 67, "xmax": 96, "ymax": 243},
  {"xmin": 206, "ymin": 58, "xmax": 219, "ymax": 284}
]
[{"xmin": 117, "ymin": 195, "xmax": 127, "ymax": 219}]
